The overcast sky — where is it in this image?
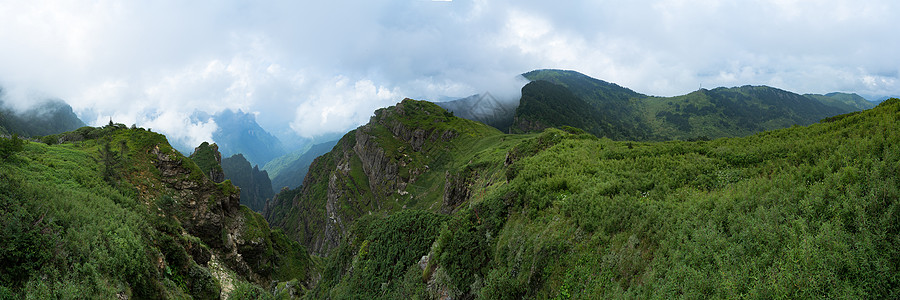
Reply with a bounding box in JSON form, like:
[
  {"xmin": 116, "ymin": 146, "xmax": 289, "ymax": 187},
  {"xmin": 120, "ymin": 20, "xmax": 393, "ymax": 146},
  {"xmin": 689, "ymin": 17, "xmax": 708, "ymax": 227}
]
[{"xmin": 1, "ymin": 0, "xmax": 898, "ymax": 148}]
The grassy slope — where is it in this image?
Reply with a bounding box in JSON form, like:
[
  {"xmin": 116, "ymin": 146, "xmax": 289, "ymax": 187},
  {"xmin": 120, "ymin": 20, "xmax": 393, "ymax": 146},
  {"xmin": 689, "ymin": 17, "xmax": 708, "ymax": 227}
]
[
  {"xmin": 266, "ymin": 140, "xmax": 338, "ymax": 191},
  {"xmin": 0, "ymin": 125, "xmax": 310, "ymax": 299},
  {"xmin": 265, "ymin": 99, "xmax": 505, "ymax": 254},
  {"xmin": 804, "ymin": 92, "xmax": 877, "ymax": 112},
  {"xmin": 305, "ymin": 98, "xmax": 900, "ymax": 298},
  {"xmin": 640, "ymin": 86, "xmax": 847, "ymax": 140},
  {"xmin": 519, "ymin": 69, "xmax": 853, "ymax": 141}
]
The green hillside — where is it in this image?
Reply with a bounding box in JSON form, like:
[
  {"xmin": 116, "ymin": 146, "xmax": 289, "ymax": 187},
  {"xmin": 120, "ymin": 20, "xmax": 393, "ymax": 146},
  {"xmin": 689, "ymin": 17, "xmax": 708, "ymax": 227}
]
[
  {"xmin": 264, "ymin": 140, "xmax": 339, "ymax": 192},
  {"xmin": 265, "ymin": 99, "xmax": 504, "ymax": 256},
  {"xmin": 0, "ymin": 98, "xmax": 85, "ymax": 137},
  {"xmin": 641, "ymin": 85, "xmax": 846, "ymax": 140},
  {"xmin": 4, "ymin": 92, "xmax": 898, "ymax": 298},
  {"xmin": 515, "ymin": 70, "xmax": 854, "ymax": 141},
  {"xmin": 268, "ymin": 97, "xmax": 899, "ymax": 298},
  {"xmin": 512, "ymin": 80, "xmax": 624, "ymax": 139},
  {"xmin": 522, "ymin": 69, "xmax": 652, "ymax": 139},
  {"xmin": 0, "ymin": 124, "xmax": 311, "ymax": 298},
  {"xmin": 804, "ymin": 92, "xmax": 877, "ymax": 112}
]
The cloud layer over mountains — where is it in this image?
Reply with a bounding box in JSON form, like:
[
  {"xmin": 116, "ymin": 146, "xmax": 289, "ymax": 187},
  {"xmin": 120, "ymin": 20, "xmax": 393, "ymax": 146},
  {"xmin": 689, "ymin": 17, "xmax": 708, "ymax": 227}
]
[{"xmin": 1, "ymin": 0, "xmax": 897, "ymax": 147}]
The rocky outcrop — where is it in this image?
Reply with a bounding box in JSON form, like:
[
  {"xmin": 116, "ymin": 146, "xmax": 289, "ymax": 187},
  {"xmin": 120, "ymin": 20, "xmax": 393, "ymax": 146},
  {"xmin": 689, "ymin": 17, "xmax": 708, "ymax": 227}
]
[
  {"xmin": 190, "ymin": 142, "xmax": 225, "ymax": 183},
  {"xmin": 151, "ymin": 144, "xmax": 275, "ymax": 285},
  {"xmin": 441, "ymin": 170, "xmax": 471, "ymax": 214},
  {"xmin": 222, "ymin": 153, "xmax": 275, "ymax": 213},
  {"xmin": 266, "ymin": 99, "xmax": 476, "ymax": 256}
]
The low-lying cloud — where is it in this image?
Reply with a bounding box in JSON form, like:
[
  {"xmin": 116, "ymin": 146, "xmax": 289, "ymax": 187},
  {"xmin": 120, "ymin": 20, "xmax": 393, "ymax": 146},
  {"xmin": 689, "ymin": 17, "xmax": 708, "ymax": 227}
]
[{"xmin": 1, "ymin": 0, "xmax": 898, "ymax": 148}]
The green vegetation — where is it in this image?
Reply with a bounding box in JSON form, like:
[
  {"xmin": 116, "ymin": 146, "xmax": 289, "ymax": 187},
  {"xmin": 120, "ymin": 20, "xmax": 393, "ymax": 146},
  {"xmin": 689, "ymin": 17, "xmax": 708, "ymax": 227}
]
[
  {"xmin": 0, "ymin": 123, "xmax": 311, "ymax": 298},
  {"xmin": 268, "ymin": 97, "xmax": 900, "ymax": 298},
  {"xmin": 264, "ymin": 140, "xmax": 338, "ymax": 191},
  {"xmin": 805, "ymin": 92, "xmax": 877, "ymax": 112},
  {"xmin": 517, "ymin": 69, "xmax": 860, "ymax": 141},
  {"xmin": 190, "ymin": 141, "xmax": 224, "ymax": 182},
  {"xmin": 3, "ymin": 83, "xmax": 896, "ymax": 298},
  {"xmin": 308, "ymin": 210, "xmax": 448, "ymax": 299},
  {"xmin": 0, "ymin": 134, "xmax": 25, "ymax": 159},
  {"xmin": 0, "ymin": 98, "xmax": 85, "ymax": 137},
  {"xmin": 512, "ymin": 80, "xmax": 626, "ymax": 139}
]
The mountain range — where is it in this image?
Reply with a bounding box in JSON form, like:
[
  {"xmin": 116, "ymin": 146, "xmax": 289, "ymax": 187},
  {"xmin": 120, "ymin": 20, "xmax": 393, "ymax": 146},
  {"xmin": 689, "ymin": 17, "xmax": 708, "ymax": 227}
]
[
  {"xmin": 441, "ymin": 69, "xmax": 876, "ymax": 141},
  {"xmin": 1, "ymin": 70, "xmax": 896, "ymax": 298},
  {"xmin": 435, "ymin": 92, "xmax": 517, "ymax": 132},
  {"xmin": 263, "ymin": 97, "xmax": 899, "ymax": 298},
  {"xmin": 0, "ymin": 93, "xmax": 85, "ymax": 137},
  {"xmin": 198, "ymin": 109, "xmax": 288, "ymax": 167}
]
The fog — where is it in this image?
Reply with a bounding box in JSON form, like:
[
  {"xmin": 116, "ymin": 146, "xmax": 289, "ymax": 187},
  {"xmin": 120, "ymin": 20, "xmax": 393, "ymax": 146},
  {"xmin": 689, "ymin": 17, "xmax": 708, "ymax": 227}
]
[{"xmin": 1, "ymin": 0, "xmax": 897, "ymax": 148}]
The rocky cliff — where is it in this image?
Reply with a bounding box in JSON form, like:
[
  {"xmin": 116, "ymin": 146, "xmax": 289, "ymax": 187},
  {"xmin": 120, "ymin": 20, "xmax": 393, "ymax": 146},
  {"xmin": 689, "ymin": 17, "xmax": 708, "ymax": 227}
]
[
  {"xmin": 1, "ymin": 123, "xmax": 311, "ymax": 298},
  {"xmin": 139, "ymin": 129, "xmax": 312, "ymax": 295},
  {"xmin": 221, "ymin": 153, "xmax": 275, "ymax": 213},
  {"xmin": 266, "ymin": 99, "xmax": 500, "ymax": 255}
]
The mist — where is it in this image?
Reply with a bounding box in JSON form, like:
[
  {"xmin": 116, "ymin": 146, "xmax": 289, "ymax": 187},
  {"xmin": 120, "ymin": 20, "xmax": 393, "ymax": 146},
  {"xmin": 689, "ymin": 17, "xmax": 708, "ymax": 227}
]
[{"xmin": 1, "ymin": 0, "xmax": 898, "ymax": 150}]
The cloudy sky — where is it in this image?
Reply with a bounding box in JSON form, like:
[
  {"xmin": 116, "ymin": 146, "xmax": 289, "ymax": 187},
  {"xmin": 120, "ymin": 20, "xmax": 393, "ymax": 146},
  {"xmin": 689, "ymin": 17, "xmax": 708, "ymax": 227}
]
[{"xmin": 1, "ymin": 0, "xmax": 898, "ymax": 148}]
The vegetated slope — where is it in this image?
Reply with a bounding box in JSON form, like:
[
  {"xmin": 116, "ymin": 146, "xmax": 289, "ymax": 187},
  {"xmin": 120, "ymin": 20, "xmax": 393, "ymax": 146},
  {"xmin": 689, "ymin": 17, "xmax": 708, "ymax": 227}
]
[
  {"xmin": 264, "ymin": 99, "xmax": 504, "ymax": 256},
  {"xmin": 269, "ymin": 97, "xmax": 900, "ymax": 298},
  {"xmin": 265, "ymin": 139, "xmax": 339, "ymax": 192},
  {"xmin": 221, "ymin": 153, "xmax": 275, "ymax": 213},
  {"xmin": 189, "ymin": 141, "xmax": 225, "ymax": 183},
  {"xmin": 804, "ymin": 92, "xmax": 877, "ymax": 112},
  {"xmin": 522, "ymin": 69, "xmax": 652, "ymax": 139},
  {"xmin": 517, "ymin": 69, "xmax": 854, "ymax": 141},
  {"xmin": 0, "ymin": 124, "xmax": 312, "ymax": 298},
  {"xmin": 642, "ymin": 86, "xmax": 847, "ymax": 140},
  {"xmin": 0, "ymin": 98, "xmax": 85, "ymax": 137},
  {"xmin": 512, "ymin": 80, "xmax": 627, "ymax": 139},
  {"xmin": 436, "ymin": 92, "xmax": 517, "ymax": 132}
]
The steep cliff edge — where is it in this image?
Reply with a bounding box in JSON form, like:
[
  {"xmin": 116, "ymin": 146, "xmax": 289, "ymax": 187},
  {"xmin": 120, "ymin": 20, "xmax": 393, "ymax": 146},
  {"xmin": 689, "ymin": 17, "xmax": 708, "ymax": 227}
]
[
  {"xmin": 265, "ymin": 99, "xmax": 502, "ymax": 255},
  {"xmin": 221, "ymin": 153, "xmax": 275, "ymax": 213},
  {"xmin": 0, "ymin": 124, "xmax": 311, "ymax": 298}
]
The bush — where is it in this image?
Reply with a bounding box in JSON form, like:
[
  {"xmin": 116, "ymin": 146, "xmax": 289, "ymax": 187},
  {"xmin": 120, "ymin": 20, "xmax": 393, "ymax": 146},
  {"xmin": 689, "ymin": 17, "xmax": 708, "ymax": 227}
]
[{"xmin": 0, "ymin": 134, "xmax": 25, "ymax": 159}]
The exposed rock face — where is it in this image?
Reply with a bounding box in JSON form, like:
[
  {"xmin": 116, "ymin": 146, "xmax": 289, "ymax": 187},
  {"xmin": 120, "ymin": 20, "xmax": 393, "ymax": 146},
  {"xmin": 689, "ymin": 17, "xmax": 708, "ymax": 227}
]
[
  {"xmin": 266, "ymin": 99, "xmax": 469, "ymax": 255},
  {"xmin": 152, "ymin": 145, "xmax": 271, "ymax": 285},
  {"xmin": 222, "ymin": 153, "xmax": 275, "ymax": 213},
  {"xmin": 441, "ymin": 170, "xmax": 471, "ymax": 214}
]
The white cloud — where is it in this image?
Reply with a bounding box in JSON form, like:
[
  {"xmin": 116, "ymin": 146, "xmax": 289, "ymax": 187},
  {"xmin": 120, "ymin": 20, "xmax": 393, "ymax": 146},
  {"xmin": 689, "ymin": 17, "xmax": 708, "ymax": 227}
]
[
  {"xmin": 1, "ymin": 0, "xmax": 898, "ymax": 149},
  {"xmin": 290, "ymin": 77, "xmax": 401, "ymax": 138}
]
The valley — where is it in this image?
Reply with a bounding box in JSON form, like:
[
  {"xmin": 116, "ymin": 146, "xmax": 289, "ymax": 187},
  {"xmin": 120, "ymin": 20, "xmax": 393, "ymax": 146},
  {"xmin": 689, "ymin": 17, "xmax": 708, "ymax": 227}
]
[{"xmin": 1, "ymin": 71, "xmax": 897, "ymax": 299}]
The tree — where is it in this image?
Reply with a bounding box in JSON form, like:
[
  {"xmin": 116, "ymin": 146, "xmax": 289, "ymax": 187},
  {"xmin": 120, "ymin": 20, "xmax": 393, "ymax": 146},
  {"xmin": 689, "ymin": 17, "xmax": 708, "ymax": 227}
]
[{"xmin": 0, "ymin": 134, "xmax": 25, "ymax": 160}]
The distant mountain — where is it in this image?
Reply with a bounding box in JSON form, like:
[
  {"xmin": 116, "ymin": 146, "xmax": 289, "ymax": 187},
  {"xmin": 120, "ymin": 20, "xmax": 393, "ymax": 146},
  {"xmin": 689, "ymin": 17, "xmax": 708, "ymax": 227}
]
[
  {"xmin": 523, "ymin": 69, "xmax": 646, "ymax": 102},
  {"xmin": 512, "ymin": 80, "xmax": 624, "ymax": 138},
  {"xmin": 264, "ymin": 139, "xmax": 339, "ymax": 191},
  {"xmin": 435, "ymin": 92, "xmax": 517, "ymax": 132},
  {"xmin": 203, "ymin": 109, "xmax": 286, "ymax": 167},
  {"xmin": 513, "ymin": 69, "xmax": 854, "ymax": 141},
  {"xmin": 222, "ymin": 153, "xmax": 274, "ymax": 213},
  {"xmin": 264, "ymin": 97, "xmax": 900, "ymax": 298},
  {"xmin": 804, "ymin": 92, "xmax": 877, "ymax": 112},
  {"xmin": 0, "ymin": 92, "xmax": 85, "ymax": 137},
  {"xmin": 521, "ymin": 69, "xmax": 653, "ymax": 139},
  {"xmin": 642, "ymin": 86, "xmax": 846, "ymax": 140}
]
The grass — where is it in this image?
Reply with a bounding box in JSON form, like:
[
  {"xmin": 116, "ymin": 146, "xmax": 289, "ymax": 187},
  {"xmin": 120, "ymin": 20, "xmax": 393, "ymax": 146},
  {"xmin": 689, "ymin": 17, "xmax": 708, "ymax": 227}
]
[{"xmin": 295, "ymin": 98, "xmax": 900, "ymax": 298}]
